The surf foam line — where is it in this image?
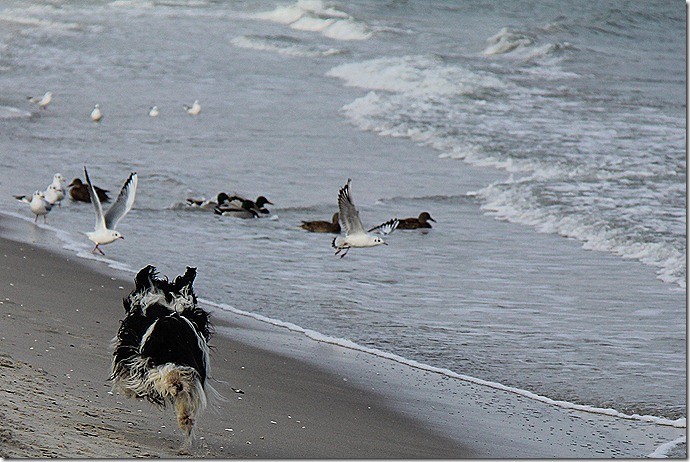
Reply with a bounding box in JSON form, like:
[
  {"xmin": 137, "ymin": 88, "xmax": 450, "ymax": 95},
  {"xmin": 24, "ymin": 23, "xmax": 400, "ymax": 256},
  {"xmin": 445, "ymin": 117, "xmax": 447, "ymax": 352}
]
[
  {"xmin": 204, "ymin": 299, "xmax": 686, "ymax": 429},
  {"xmin": 647, "ymin": 435, "xmax": 687, "ymax": 458}
]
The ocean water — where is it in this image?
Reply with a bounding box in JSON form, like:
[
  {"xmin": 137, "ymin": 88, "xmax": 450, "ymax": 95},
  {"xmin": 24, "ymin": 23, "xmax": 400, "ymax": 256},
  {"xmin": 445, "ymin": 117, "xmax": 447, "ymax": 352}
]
[{"xmin": 0, "ymin": 0, "xmax": 685, "ymax": 431}]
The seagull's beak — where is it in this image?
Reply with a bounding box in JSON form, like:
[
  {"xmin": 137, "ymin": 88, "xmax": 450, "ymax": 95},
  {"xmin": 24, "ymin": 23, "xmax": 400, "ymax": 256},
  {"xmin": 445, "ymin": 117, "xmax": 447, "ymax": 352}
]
[
  {"xmin": 119, "ymin": 236, "xmax": 125, "ymax": 240},
  {"xmin": 383, "ymin": 241, "xmax": 388, "ymax": 245}
]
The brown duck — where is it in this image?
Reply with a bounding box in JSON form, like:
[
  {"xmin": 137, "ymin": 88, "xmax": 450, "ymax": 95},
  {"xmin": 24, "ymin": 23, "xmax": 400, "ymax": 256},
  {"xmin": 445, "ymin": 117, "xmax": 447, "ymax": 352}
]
[
  {"xmin": 390, "ymin": 212, "xmax": 436, "ymax": 230},
  {"xmin": 68, "ymin": 178, "xmax": 110, "ymax": 203},
  {"xmin": 300, "ymin": 212, "xmax": 340, "ymax": 233}
]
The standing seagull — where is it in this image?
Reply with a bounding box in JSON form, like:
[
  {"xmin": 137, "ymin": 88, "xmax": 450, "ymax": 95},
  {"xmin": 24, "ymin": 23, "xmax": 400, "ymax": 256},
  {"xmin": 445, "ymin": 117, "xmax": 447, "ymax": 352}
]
[
  {"xmin": 84, "ymin": 166, "xmax": 137, "ymax": 255},
  {"xmin": 331, "ymin": 179, "xmax": 398, "ymax": 258},
  {"xmin": 148, "ymin": 105, "xmax": 159, "ymax": 117},
  {"xmin": 44, "ymin": 173, "xmax": 66, "ymax": 206},
  {"xmin": 183, "ymin": 100, "xmax": 201, "ymax": 115},
  {"xmin": 14, "ymin": 191, "xmax": 52, "ymax": 223},
  {"xmin": 91, "ymin": 104, "xmax": 103, "ymax": 122},
  {"xmin": 28, "ymin": 91, "xmax": 53, "ymax": 110}
]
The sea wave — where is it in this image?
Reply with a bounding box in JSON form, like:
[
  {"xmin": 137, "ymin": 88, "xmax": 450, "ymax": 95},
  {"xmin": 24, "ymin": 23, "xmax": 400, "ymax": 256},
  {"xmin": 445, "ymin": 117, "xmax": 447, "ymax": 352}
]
[
  {"xmin": 0, "ymin": 105, "xmax": 32, "ymax": 120},
  {"xmin": 252, "ymin": 0, "xmax": 372, "ymax": 41},
  {"xmin": 231, "ymin": 34, "xmax": 344, "ymax": 58}
]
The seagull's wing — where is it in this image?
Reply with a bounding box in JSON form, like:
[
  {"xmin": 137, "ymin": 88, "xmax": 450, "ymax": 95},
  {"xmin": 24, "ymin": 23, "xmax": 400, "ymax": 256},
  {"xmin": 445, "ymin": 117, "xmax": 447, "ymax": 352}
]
[
  {"xmin": 104, "ymin": 172, "xmax": 137, "ymax": 230},
  {"xmin": 367, "ymin": 218, "xmax": 399, "ymax": 235},
  {"xmin": 84, "ymin": 166, "xmax": 106, "ymax": 231},
  {"xmin": 337, "ymin": 179, "xmax": 365, "ymax": 236}
]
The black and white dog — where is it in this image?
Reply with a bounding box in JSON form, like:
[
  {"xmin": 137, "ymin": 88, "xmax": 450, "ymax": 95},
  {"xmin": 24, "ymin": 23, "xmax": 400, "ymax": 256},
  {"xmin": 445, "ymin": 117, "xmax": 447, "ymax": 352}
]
[{"xmin": 110, "ymin": 265, "xmax": 217, "ymax": 447}]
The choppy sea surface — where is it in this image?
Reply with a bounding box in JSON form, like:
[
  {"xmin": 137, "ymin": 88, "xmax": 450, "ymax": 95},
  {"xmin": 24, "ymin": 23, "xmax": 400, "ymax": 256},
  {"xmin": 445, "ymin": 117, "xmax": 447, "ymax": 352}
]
[{"xmin": 0, "ymin": 0, "xmax": 685, "ymax": 431}]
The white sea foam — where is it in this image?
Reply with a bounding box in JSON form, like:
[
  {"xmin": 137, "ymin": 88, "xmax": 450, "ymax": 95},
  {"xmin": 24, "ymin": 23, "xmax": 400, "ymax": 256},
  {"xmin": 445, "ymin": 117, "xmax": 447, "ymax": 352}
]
[
  {"xmin": 231, "ymin": 35, "xmax": 343, "ymax": 57},
  {"xmin": 0, "ymin": 105, "xmax": 32, "ymax": 120},
  {"xmin": 647, "ymin": 435, "xmax": 687, "ymax": 458},
  {"xmin": 253, "ymin": 0, "xmax": 372, "ymax": 41},
  {"xmin": 484, "ymin": 27, "xmax": 534, "ymax": 55},
  {"xmin": 327, "ymin": 55, "xmax": 505, "ymax": 96}
]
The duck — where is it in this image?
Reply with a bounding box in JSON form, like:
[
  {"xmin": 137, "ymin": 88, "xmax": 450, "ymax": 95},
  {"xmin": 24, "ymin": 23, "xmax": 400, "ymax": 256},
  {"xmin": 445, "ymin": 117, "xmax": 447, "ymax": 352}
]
[
  {"xmin": 68, "ymin": 178, "xmax": 110, "ymax": 203},
  {"xmin": 396, "ymin": 212, "xmax": 436, "ymax": 229},
  {"xmin": 185, "ymin": 192, "xmax": 231, "ymax": 211},
  {"xmin": 300, "ymin": 212, "xmax": 340, "ymax": 233},
  {"xmin": 226, "ymin": 195, "xmax": 273, "ymax": 215},
  {"xmin": 213, "ymin": 198, "xmax": 260, "ymax": 219}
]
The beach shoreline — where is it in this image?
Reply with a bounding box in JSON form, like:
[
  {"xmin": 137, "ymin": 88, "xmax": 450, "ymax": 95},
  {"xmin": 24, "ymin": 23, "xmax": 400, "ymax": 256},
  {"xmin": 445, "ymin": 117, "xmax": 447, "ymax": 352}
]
[{"xmin": 0, "ymin": 211, "xmax": 685, "ymax": 458}]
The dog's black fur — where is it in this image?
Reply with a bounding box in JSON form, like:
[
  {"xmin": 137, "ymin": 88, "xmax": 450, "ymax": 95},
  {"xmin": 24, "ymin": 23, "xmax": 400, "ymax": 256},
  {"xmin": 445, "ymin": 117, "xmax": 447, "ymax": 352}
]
[{"xmin": 110, "ymin": 265, "xmax": 215, "ymax": 447}]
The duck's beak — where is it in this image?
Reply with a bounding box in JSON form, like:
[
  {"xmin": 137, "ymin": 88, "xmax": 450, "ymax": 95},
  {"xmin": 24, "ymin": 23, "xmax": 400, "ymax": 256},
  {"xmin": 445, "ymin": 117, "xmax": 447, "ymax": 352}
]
[
  {"xmin": 429, "ymin": 217, "xmax": 437, "ymax": 222},
  {"xmin": 68, "ymin": 180, "xmax": 77, "ymax": 187}
]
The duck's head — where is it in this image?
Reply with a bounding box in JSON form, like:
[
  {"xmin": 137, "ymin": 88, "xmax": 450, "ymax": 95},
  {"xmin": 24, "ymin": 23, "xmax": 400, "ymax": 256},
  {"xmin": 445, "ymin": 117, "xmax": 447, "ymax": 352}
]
[
  {"xmin": 419, "ymin": 212, "xmax": 436, "ymax": 223},
  {"xmin": 255, "ymin": 196, "xmax": 273, "ymax": 208},
  {"xmin": 217, "ymin": 192, "xmax": 230, "ymax": 205}
]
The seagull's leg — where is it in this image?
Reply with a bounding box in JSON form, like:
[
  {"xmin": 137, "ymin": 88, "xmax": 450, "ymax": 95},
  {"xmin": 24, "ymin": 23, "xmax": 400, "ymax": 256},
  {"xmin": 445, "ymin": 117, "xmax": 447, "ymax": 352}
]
[
  {"xmin": 339, "ymin": 246, "xmax": 350, "ymax": 258},
  {"xmin": 43, "ymin": 215, "xmax": 47, "ymax": 224},
  {"xmin": 92, "ymin": 244, "xmax": 105, "ymax": 256},
  {"xmin": 34, "ymin": 214, "xmax": 38, "ymax": 223}
]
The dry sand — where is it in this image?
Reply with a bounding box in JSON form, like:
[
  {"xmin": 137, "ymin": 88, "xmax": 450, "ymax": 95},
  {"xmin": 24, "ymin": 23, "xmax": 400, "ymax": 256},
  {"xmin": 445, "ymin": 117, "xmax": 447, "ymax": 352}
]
[{"xmin": 0, "ymin": 213, "xmax": 685, "ymax": 458}]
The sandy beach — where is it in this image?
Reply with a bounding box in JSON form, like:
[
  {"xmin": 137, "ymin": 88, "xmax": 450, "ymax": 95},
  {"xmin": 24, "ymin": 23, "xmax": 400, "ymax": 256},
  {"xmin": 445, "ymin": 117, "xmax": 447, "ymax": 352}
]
[{"xmin": 0, "ymin": 212, "xmax": 685, "ymax": 459}]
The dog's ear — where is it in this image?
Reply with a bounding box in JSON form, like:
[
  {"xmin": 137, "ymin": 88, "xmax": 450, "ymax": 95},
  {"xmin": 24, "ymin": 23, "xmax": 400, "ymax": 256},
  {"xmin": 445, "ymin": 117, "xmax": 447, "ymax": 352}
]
[
  {"xmin": 134, "ymin": 265, "xmax": 157, "ymax": 292},
  {"xmin": 172, "ymin": 267, "xmax": 197, "ymax": 294}
]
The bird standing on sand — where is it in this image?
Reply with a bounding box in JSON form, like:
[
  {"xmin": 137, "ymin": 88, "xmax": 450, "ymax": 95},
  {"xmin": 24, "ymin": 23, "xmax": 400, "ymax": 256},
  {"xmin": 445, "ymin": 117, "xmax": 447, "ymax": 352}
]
[
  {"xmin": 91, "ymin": 104, "xmax": 103, "ymax": 122},
  {"xmin": 68, "ymin": 177, "xmax": 110, "ymax": 203},
  {"xmin": 332, "ymin": 179, "xmax": 398, "ymax": 258},
  {"xmin": 43, "ymin": 173, "xmax": 66, "ymax": 207},
  {"xmin": 28, "ymin": 91, "xmax": 53, "ymax": 110},
  {"xmin": 83, "ymin": 166, "xmax": 137, "ymax": 255},
  {"xmin": 148, "ymin": 106, "xmax": 159, "ymax": 117},
  {"xmin": 300, "ymin": 212, "xmax": 341, "ymax": 233},
  {"xmin": 14, "ymin": 191, "xmax": 52, "ymax": 223},
  {"xmin": 183, "ymin": 100, "xmax": 201, "ymax": 115},
  {"xmin": 370, "ymin": 211, "xmax": 436, "ymax": 232}
]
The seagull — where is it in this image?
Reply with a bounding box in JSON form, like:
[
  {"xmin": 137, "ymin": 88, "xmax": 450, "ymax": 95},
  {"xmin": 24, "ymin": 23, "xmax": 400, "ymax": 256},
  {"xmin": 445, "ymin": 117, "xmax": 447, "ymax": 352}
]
[
  {"xmin": 369, "ymin": 212, "xmax": 435, "ymax": 233},
  {"xmin": 91, "ymin": 104, "xmax": 103, "ymax": 122},
  {"xmin": 331, "ymin": 179, "xmax": 398, "ymax": 258},
  {"xmin": 68, "ymin": 178, "xmax": 110, "ymax": 203},
  {"xmin": 28, "ymin": 91, "xmax": 53, "ymax": 110},
  {"xmin": 183, "ymin": 100, "xmax": 201, "ymax": 115},
  {"xmin": 43, "ymin": 173, "xmax": 66, "ymax": 206},
  {"xmin": 148, "ymin": 106, "xmax": 159, "ymax": 117},
  {"xmin": 14, "ymin": 191, "xmax": 52, "ymax": 223},
  {"xmin": 83, "ymin": 166, "xmax": 137, "ymax": 255},
  {"xmin": 300, "ymin": 212, "xmax": 340, "ymax": 233}
]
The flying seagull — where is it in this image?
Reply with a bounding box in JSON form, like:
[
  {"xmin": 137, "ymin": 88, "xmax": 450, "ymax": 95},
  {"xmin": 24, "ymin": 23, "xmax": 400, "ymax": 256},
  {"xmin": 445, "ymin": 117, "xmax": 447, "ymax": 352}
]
[
  {"xmin": 84, "ymin": 166, "xmax": 137, "ymax": 255},
  {"xmin": 331, "ymin": 179, "xmax": 398, "ymax": 258}
]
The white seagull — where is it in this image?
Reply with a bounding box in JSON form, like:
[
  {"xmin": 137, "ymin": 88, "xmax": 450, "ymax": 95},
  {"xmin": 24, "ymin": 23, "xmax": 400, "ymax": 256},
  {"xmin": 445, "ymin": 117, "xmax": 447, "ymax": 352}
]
[
  {"xmin": 84, "ymin": 166, "xmax": 138, "ymax": 255},
  {"xmin": 14, "ymin": 191, "xmax": 52, "ymax": 223},
  {"xmin": 183, "ymin": 100, "xmax": 201, "ymax": 115},
  {"xmin": 148, "ymin": 105, "xmax": 159, "ymax": 117},
  {"xmin": 331, "ymin": 179, "xmax": 398, "ymax": 258},
  {"xmin": 28, "ymin": 91, "xmax": 53, "ymax": 110},
  {"xmin": 91, "ymin": 104, "xmax": 103, "ymax": 122},
  {"xmin": 44, "ymin": 173, "xmax": 66, "ymax": 206}
]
